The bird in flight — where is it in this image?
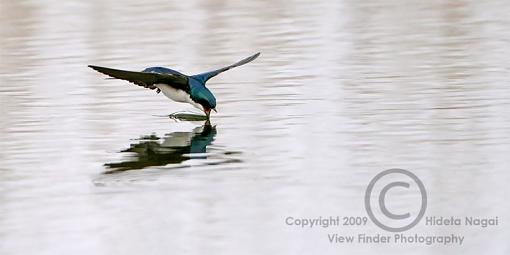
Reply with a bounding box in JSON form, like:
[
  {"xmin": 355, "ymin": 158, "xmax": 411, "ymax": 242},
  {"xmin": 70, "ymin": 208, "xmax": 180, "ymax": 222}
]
[{"xmin": 89, "ymin": 52, "xmax": 260, "ymax": 119}]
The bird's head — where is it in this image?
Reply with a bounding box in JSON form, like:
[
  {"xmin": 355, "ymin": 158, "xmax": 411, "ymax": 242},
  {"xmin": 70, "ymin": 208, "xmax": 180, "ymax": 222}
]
[{"xmin": 190, "ymin": 86, "xmax": 217, "ymax": 118}]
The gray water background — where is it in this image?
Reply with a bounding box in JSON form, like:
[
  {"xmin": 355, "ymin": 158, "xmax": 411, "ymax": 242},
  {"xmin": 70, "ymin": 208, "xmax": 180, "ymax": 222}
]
[{"xmin": 1, "ymin": 0, "xmax": 509, "ymax": 254}]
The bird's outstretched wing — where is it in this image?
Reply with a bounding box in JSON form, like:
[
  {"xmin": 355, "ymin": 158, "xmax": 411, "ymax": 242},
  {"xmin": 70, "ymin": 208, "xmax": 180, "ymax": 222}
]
[
  {"xmin": 88, "ymin": 65, "xmax": 189, "ymax": 92},
  {"xmin": 192, "ymin": 52, "xmax": 260, "ymax": 83}
]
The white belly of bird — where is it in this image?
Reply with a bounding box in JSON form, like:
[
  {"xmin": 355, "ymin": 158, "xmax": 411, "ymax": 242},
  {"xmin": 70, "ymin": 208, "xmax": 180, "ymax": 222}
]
[{"xmin": 155, "ymin": 84, "xmax": 203, "ymax": 111}]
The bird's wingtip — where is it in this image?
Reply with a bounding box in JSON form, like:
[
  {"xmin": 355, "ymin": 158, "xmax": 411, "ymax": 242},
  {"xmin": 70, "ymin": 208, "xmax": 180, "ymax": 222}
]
[
  {"xmin": 88, "ymin": 65, "xmax": 109, "ymax": 73},
  {"xmin": 248, "ymin": 52, "xmax": 261, "ymax": 62}
]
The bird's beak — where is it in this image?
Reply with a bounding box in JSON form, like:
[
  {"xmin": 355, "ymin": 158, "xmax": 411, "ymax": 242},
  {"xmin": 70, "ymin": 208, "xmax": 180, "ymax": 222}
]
[
  {"xmin": 204, "ymin": 108, "xmax": 216, "ymax": 120},
  {"xmin": 205, "ymin": 108, "xmax": 211, "ymax": 119},
  {"xmin": 212, "ymin": 108, "xmax": 217, "ymax": 113}
]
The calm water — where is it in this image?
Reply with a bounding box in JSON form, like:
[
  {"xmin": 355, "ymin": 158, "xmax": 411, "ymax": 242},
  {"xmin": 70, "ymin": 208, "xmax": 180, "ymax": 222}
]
[{"xmin": 1, "ymin": 0, "xmax": 509, "ymax": 254}]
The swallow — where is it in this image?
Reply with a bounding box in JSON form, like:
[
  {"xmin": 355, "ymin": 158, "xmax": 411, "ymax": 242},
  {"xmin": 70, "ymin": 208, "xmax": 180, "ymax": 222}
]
[{"xmin": 88, "ymin": 52, "xmax": 260, "ymax": 119}]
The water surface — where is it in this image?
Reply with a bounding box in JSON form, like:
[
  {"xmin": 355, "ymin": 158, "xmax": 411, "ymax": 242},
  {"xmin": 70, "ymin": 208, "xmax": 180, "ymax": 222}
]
[{"xmin": 1, "ymin": 0, "xmax": 509, "ymax": 254}]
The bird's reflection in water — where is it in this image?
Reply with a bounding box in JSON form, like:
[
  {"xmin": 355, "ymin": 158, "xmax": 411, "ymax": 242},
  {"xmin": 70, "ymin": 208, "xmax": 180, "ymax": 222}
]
[{"xmin": 104, "ymin": 124, "xmax": 235, "ymax": 174}]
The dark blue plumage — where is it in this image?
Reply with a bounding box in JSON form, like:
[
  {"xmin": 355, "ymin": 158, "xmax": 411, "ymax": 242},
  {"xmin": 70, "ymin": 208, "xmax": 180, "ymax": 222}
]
[
  {"xmin": 89, "ymin": 52, "xmax": 260, "ymax": 119},
  {"xmin": 142, "ymin": 67, "xmax": 183, "ymax": 75}
]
